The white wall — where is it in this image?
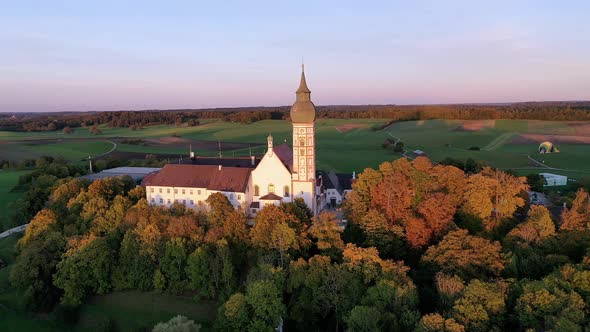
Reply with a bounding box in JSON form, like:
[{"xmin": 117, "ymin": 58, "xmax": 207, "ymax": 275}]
[
  {"xmin": 250, "ymin": 149, "xmax": 292, "ymax": 203},
  {"xmin": 146, "ymin": 185, "xmax": 247, "ymax": 210}
]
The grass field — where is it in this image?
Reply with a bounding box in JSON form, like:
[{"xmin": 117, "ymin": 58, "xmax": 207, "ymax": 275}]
[
  {"xmin": 1, "ymin": 118, "xmax": 589, "ymax": 179},
  {"xmin": 0, "ymin": 171, "xmax": 29, "ymax": 230}
]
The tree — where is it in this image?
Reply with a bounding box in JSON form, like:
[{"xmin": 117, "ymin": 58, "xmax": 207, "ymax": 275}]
[
  {"xmin": 345, "ymin": 305, "xmax": 381, "ymax": 332},
  {"xmin": 422, "ymin": 229, "xmax": 505, "ymax": 279},
  {"xmin": 508, "ymin": 205, "xmax": 555, "ymax": 243},
  {"xmin": 415, "ymin": 314, "xmax": 465, "ymax": 332},
  {"xmin": 245, "ymin": 280, "xmax": 285, "ymax": 331},
  {"xmin": 215, "ymin": 293, "xmax": 249, "ymax": 331},
  {"xmin": 62, "ymin": 126, "xmax": 74, "ymax": 135},
  {"xmin": 153, "ymin": 315, "xmax": 200, "ymax": 332},
  {"xmin": 250, "ymin": 205, "xmax": 299, "ymax": 265},
  {"xmin": 89, "ymin": 124, "xmax": 102, "ymax": 135},
  {"xmin": 159, "ymin": 238, "xmax": 189, "ymax": 293},
  {"xmin": 310, "ymin": 212, "xmax": 344, "ymax": 257},
  {"xmin": 462, "ymin": 168, "xmax": 528, "ymax": 229},
  {"xmin": 10, "ymin": 231, "xmax": 66, "ymax": 311},
  {"xmin": 561, "ymin": 189, "xmax": 590, "ymax": 231},
  {"xmin": 516, "ymin": 278, "xmax": 585, "ymax": 331},
  {"xmin": 451, "ymin": 280, "xmax": 507, "ymax": 331},
  {"xmin": 112, "ymin": 230, "xmax": 156, "ymax": 291},
  {"xmin": 53, "ymin": 236, "xmax": 115, "ymax": 305}
]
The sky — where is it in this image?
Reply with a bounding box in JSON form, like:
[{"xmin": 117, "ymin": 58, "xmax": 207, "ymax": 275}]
[{"xmin": 1, "ymin": 0, "xmax": 589, "ymax": 112}]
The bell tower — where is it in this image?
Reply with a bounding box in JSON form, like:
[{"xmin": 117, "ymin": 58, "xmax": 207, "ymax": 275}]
[{"xmin": 290, "ymin": 65, "xmax": 316, "ymax": 213}]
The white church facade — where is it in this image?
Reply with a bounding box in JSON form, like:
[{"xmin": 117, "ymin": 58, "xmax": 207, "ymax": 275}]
[{"xmin": 143, "ymin": 67, "xmax": 332, "ymax": 215}]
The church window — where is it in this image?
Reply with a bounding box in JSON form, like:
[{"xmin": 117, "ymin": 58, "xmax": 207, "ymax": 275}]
[
  {"xmin": 174, "ymin": 189, "xmax": 178, "ymax": 194},
  {"xmin": 182, "ymin": 189, "xmax": 185, "ymax": 194},
  {"xmin": 284, "ymin": 186, "xmax": 290, "ymax": 197},
  {"xmin": 254, "ymin": 185, "xmax": 260, "ymax": 196},
  {"xmin": 197, "ymin": 189, "xmax": 202, "ymax": 195},
  {"xmin": 268, "ymin": 184, "xmax": 275, "ymax": 193},
  {"xmin": 300, "ymin": 138, "xmax": 305, "ymax": 146}
]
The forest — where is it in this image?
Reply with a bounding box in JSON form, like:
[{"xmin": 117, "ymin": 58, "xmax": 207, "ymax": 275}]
[
  {"xmin": 7, "ymin": 156, "xmax": 590, "ymax": 331},
  {"xmin": 2, "ymin": 101, "xmax": 590, "ymax": 132}
]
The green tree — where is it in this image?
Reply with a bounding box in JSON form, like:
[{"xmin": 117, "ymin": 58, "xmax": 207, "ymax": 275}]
[
  {"xmin": 153, "ymin": 315, "xmax": 200, "ymax": 332},
  {"xmin": 53, "ymin": 236, "xmax": 115, "ymax": 305},
  {"xmin": 451, "ymin": 280, "xmax": 507, "ymax": 332},
  {"xmin": 345, "ymin": 305, "xmax": 381, "ymax": 332},
  {"xmin": 159, "ymin": 237, "xmax": 189, "ymax": 293},
  {"xmin": 10, "ymin": 231, "xmax": 66, "ymax": 311},
  {"xmin": 215, "ymin": 293, "xmax": 249, "ymax": 331},
  {"xmin": 245, "ymin": 280, "xmax": 285, "ymax": 331}
]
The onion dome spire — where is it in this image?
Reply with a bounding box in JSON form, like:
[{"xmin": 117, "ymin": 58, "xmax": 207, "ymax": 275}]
[{"xmin": 290, "ymin": 64, "xmax": 316, "ymax": 123}]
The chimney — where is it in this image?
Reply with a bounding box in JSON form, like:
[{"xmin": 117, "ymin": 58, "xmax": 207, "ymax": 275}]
[
  {"xmin": 352, "ymin": 171, "xmax": 356, "ymax": 180},
  {"xmin": 251, "ymin": 155, "xmax": 255, "ymax": 166}
]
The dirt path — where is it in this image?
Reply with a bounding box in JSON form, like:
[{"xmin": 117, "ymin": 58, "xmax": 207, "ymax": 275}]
[
  {"xmin": 0, "ymin": 223, "xmax": 28, "ymax": 239},
  {"xmin": 483, "ymin": 132, "xmax": 515, "ymax": 151},
  {"xmin": 92, "ymin": 140, "xmax": 117, "ymax": 158}
]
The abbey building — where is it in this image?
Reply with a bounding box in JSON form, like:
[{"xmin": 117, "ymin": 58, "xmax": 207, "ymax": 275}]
[{"xmin": 143, "ymin": 68, "xmax": 350, "ymax": 216}]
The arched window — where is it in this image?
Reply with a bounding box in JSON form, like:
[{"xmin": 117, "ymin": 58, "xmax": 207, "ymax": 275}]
[
  {"xmin": 284, "ymin": 185, "xmax": 290, "ymax": 197},
  {"xmin": 254, "ymin": 185, "xmax": 260, "ymax": 196},
  {"xmin": 268, "ymin": 184, "xmax": 275, "ymax": 194},
  {"xmin": 300, "ymin": 138, "xmax": 305, "ymax": 146}
]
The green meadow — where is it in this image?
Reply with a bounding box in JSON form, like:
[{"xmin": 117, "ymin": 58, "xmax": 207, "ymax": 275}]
[
  {"xmin": 0, "ymin": 171, "xmax": 30, "ymax": 229},
  {"xmin": 1, "ymin": 118, "xmax": 589, "ymax": 178}
]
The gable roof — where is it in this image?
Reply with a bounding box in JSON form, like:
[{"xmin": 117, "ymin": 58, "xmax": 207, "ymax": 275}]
[
  {"xmin": 142, "ymin": 164, "xmax": 252, "ymax": 192},
  {"xmin": 259, "ymin": 193, "xmax": 283, "ymax": 200},
  {"xmin": 273, "ymin": 143, "xmax": 293, "ymax": 172}
]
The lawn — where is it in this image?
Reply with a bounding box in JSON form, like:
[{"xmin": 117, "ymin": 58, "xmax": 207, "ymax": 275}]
[
  {"xmin": 1, "ymin": 140, "xmax": 114, "ymax": 162},
  {"xmin": 0, "ymin": 171, "xmax": 29, "ymax": 230},
  {"xmin": 77, "ymin": 291, "xmax": 217, "ymax": 331}
]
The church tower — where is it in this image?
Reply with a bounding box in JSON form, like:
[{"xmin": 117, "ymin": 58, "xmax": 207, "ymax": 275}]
[{"xmin": 290, "ymin": 65, "xmax": 316, "ymax": 213}]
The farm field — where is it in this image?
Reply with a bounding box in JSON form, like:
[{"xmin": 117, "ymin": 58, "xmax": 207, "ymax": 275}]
[{"xmin": 1, "ymin": 119, "xmax": 589, "ymax": 179}]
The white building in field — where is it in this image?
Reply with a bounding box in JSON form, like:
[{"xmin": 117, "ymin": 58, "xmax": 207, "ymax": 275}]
[
  {"xmin": 143, "ymin": 67, "xmax": 351, "ymax": 216},
  {"xmin": 540, "ymin": 173, "xmax": 567, "ymax": 186}
]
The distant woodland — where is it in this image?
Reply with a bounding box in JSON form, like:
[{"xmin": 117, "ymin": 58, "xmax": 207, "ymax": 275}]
[{"xmin": 1, "ymin": 101, "xmax": 590, "ymax": 132}]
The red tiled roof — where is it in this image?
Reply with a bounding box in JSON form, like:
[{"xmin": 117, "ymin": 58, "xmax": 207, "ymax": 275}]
[
  {"xmin": 142, "ymin": 164, "xmax": 252, "ymax": 192},
  {"xmin": 273, "ymin": 143, "xmax": 293, "ymax": 172},
  {"xmin": 259, "ymin": 193, "xmax": 283, "ymax": 200}
]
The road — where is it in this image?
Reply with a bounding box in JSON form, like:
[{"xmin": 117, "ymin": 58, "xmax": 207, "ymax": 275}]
[{"xmin": 0, "ymin": 223, "xmax": 28, "ymax": 239}]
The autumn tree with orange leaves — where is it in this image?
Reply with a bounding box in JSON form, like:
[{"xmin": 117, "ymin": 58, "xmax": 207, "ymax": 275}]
[{"xmin": 346, "ymin": 157, "xmax": 466, "ymax": 249}]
